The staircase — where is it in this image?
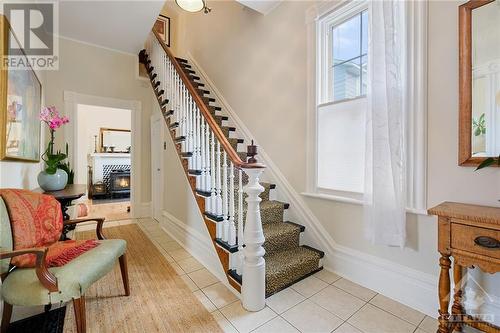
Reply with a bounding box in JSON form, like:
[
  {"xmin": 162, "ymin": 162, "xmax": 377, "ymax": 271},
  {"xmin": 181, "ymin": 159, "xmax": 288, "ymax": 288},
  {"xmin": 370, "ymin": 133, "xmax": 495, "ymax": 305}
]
[{"xmin": 141, "ymin": 29, "xmax": 324, "ymax": 309}]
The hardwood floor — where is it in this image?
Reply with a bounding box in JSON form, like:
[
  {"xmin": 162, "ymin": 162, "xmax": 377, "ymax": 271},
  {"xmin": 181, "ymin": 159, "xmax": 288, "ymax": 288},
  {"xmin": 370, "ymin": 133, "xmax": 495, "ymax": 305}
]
[
  {"xmin": 84, "ymin": 200, "xmax": 131, "ymax": 222},
  {"xmin": 64, "ymin": 224, "xmax": 222, "ymax": 332}
]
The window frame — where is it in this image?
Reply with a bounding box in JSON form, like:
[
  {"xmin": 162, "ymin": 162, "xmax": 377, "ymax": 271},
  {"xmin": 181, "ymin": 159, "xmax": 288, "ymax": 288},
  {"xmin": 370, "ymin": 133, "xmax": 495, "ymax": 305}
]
[
  {"xmin": 314, "ymin": 1, "xmax": 368, "ymax": 201},
  {"xmin": 319, "ymin": 0, "xmax": 368, "ymax": 105},
  {"xmin": 304, "ymin": 0, "xmax": 428, "ymax": 214}
]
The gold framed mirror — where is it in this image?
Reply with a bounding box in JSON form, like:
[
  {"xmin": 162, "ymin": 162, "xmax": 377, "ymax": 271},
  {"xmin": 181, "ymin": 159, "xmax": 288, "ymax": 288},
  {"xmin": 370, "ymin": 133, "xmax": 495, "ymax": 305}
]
[
  {"xmin": 99, "ymin": 128, "xmax": 131, "ymax": 153},
  {"xmin": 459, "ymin": 0, "xmax": 500, "ymax": 166}
]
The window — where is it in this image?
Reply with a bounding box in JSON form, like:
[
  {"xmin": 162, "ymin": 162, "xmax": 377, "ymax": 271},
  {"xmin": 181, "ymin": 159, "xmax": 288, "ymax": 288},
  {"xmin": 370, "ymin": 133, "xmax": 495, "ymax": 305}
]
[
  {"xmin": 306, "ymin": 0, "xmax": 428, "ymax": 213},
  {"xmin": 315, "ymin": 1, "xmax": 368, "ymax": 200},
  {"xmin": 331, "ymin": 9, "xmax": 368, "ymax": 102}
]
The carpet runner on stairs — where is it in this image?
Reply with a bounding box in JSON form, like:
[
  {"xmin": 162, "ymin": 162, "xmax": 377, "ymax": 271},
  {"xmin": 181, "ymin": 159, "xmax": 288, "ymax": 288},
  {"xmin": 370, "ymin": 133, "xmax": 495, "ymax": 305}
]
[{"xmin": 155, "ymin": 56, "xmax": 324, "ymax": 297}]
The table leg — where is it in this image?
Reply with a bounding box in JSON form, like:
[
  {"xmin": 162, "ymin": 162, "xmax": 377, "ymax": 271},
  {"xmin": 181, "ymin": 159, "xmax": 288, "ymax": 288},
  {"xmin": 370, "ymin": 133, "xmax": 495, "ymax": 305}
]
[
  {"xmin": 438, "ymin": 254, "xmax": 452, "ymax": 333},
  {"xmin": 452, "ymin": 262, "xmax": 465, "ymax": 331},
  {"xmin": 59, "ymin": 198, "xmax": 75, "ymax": 240}
]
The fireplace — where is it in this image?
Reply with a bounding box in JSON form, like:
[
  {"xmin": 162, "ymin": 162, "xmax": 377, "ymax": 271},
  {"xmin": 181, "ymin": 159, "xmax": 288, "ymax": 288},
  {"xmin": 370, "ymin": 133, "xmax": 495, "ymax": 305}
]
[{"xmin": 109, "ymin": 170, "xmax": 131, "ymax": 197}]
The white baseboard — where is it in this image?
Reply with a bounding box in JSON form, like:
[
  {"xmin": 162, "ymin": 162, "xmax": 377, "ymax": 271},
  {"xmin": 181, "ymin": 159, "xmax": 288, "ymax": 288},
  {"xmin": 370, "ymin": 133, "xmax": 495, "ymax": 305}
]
[
  {"xmin": 328, "ymin": 244, "xmax": 437, "ymax": 317},
  {"xmin": 132, "ymin": 202, "xmax": 151, "ymax": 218},
  {"xmin": 159, "ymin": 210, "xmax": 241, "ymax": 297},
  {"xmin": 185, "ymin": 53, "xmax": 438, "ymax": 318}
]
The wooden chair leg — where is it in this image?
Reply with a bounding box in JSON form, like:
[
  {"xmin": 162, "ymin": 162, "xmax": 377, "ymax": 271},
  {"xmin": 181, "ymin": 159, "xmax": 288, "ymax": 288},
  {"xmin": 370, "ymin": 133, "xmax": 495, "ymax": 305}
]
[
  {"xmin": 73, "ymin": 296, "xmax": 86, "ymax": 333},
  {"xmin": 119, "ymin": 254, "xmax": 130, "ymax": 296},
  {"xmin": 1, "ymin": 302, "xmax": 12, "ymax": 333}
]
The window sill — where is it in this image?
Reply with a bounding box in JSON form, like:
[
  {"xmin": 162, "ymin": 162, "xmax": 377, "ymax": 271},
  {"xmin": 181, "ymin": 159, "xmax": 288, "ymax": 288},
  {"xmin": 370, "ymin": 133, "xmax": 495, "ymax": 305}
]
[
  {"xmin": 302, "ymin": 192, "xmax": 364, "ymax": 205},
  {"xmin": 301, "ymin": 192, "xmax": 429, "ymax": 216}
]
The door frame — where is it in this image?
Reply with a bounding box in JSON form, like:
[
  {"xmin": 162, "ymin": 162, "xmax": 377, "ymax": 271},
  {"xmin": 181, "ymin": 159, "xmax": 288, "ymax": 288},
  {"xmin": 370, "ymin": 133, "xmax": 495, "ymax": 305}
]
[
  {"xmin": 150, "ymin": 112, "xmax": 164, "ymax": 221},
  {"xmin": 63, "ymin": 91, "xmax": 145, "ymax": 217}
]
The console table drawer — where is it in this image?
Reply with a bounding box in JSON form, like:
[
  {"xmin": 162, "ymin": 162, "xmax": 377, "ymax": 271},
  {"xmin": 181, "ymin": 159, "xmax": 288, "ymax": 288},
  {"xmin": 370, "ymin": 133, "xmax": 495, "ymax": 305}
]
[{"xmin": 451, "ymin": 223, "xmax": 500, "ymax": 259}]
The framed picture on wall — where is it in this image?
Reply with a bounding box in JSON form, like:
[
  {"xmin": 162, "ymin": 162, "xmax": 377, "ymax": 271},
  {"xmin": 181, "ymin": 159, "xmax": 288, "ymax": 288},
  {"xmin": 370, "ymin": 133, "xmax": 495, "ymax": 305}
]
[
  {"xmin": 154, "ymin": 14, "xmax": 171, "ymax": 47},
  {"xmin": 0, "ymin": 15, "xmax": 42, "ymax": 162}
]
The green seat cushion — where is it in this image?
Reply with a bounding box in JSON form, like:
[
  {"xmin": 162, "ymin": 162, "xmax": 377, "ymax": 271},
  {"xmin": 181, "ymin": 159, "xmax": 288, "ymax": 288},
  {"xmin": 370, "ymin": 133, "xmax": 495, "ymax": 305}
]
[{"xmin": 1, "ymin": 239, "xmax": 126, "ymax": 306}]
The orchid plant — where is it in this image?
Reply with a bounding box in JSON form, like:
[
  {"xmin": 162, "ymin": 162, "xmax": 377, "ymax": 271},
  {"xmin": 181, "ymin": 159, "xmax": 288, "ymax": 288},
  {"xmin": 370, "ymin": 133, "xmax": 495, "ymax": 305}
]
[{"xmin": 40, "ymin": 106, "xmax": 69, "ymax": 174}]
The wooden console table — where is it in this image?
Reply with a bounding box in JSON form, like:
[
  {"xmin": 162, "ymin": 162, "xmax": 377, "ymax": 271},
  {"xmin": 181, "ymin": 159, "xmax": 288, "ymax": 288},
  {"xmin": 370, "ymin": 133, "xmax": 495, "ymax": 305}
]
[{"xmin": 428, "ymin": 202, "xmax": 500, "ymax": 333}]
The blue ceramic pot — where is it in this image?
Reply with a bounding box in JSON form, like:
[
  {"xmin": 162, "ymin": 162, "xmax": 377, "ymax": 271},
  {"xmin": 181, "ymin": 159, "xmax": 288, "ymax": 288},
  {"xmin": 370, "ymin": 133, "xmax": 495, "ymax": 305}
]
[{"xmin": 37, "ymin": 168, "xmax": 68, "ymax": 191}]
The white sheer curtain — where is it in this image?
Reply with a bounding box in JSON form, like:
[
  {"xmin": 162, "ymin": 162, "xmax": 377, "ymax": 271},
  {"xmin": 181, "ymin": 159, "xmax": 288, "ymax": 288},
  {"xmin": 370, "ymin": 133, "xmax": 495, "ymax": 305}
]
[{"xmin": 364, "ymin": 0, "xmax": 408, "ymax": 247}]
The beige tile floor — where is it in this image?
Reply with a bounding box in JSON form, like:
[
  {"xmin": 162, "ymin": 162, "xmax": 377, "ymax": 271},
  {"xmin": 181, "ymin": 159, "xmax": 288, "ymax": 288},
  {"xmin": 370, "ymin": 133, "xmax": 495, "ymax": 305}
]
[{"xmin": 134, "ymin": 218, "xmax": 480, "ymax": 333}]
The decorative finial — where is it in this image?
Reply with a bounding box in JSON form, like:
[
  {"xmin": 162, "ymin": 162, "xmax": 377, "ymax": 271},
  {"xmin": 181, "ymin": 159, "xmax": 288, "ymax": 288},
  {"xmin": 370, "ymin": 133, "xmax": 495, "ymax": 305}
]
[{"xmin": 247, "ymin": 140, "xmax": 258, "ymax": 164}]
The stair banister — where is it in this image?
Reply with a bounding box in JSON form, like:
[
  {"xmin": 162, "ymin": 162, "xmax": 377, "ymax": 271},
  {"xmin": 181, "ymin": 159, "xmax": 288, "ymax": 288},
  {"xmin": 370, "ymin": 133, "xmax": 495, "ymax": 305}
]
[
  {"xmin": 145, "ymin": 29, "xmax": 267, "ymax": 312},
  {"xmin": 151, "ymin": 30, "xmax": 261, "ymax": 169}
]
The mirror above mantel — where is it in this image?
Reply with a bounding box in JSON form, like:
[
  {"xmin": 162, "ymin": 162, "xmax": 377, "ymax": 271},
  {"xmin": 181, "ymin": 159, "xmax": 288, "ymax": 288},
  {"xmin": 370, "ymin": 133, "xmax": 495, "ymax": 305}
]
[
  {"xmin": 100, "ymin": 128, "xmax": 131, "ymax": 153},
  {"xmin": 459, "ymin": 0, "xmax": 500, "ymax": 166}
]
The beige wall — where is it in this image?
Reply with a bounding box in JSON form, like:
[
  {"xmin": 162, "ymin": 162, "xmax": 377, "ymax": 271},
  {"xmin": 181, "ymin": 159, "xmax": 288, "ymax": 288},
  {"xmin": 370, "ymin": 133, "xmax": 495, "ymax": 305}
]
[
  {"xmin": 44, "ymin": 37, "xmax": 152, "ymax": 203},
  {"xmin": 167, "ymin": 0, "xmax": 500, "ymax": 296}
]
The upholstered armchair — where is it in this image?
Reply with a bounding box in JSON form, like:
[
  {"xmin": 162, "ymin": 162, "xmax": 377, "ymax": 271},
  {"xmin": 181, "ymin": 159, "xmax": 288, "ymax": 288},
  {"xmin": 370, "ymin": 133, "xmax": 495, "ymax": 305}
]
[{"xmin": 0, "ymin": 192, "xmax": 130, "ymax": 333}]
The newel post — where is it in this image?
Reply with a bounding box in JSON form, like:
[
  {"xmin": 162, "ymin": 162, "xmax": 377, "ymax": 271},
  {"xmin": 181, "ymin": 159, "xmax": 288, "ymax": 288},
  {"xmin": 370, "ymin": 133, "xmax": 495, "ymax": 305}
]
[{"xmin": 241, "ymin": 141, "xmax": 266, "ymax": 311}]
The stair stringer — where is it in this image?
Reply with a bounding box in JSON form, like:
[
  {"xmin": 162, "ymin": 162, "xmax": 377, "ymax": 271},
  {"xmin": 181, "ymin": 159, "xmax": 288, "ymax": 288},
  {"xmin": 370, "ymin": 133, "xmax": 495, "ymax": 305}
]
[{"xmin": 149, "ymin": 84, "xmax": 242, "ymax": 293}]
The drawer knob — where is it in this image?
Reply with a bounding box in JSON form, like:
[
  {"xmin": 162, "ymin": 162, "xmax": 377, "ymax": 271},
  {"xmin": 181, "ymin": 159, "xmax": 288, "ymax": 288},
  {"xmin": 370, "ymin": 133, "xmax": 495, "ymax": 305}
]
[{"xmin": 474, "ymin": 236, "xmax": 500, "ymax": 249}]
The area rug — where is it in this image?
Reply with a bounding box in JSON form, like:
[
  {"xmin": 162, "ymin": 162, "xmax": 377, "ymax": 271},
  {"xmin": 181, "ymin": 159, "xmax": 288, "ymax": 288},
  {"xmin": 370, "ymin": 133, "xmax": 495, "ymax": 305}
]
[
  {"xmin": 8, "ymin": 307, "xmax": 66, "ymax": 333},
  {"xmin": 64, "ymin": 224, "xmax": 222, "ymax": 333}
]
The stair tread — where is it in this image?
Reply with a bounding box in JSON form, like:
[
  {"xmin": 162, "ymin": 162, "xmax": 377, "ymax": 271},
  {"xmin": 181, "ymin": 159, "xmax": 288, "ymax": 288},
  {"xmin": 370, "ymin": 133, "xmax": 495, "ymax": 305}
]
[
  {"xmin": 263, "ymin": 221, "xmax": 302, "ymax": 237},
  {"xmin": 263, "ymin": 222, "xmax": 303, "ymax": 254},
  {"xmin": 266, "ymin": 246, "xmax": 322, "ymax": 269},
  {"xmin": 265, "ymin": 246, "xmax": 323, "ymax": 295},
  {"xmin": 260, "ymin": 200, "xmax": 287, "ymax": 210}
]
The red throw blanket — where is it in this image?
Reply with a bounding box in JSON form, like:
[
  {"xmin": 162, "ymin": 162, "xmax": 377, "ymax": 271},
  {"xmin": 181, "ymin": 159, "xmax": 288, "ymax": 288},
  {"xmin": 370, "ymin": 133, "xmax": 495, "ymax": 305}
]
[{"xmin": 0, "ymin": 189, "xmax": 99, "ymax": 268}]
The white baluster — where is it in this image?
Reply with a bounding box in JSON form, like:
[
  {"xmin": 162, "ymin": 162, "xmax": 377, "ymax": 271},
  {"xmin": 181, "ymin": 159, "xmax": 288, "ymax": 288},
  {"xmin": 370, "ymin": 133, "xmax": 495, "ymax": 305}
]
[
  {"xmin": 205, "ymin": 128, "xmax": 213, "ymax": 214},
  {"xmin": 216, "ymin": 141, "xmax": 223, "ymax": 217},
  {"xmin": 189, "ymin": 97, "xmax": 195, "ymax": 154},
  {"xmin": 199, "ymin": 119, "xmax": 206, "ymax": 191},
  {"xmin": 173, "ymin": 74, "xmax": 178, "ymax": 123},
  {"xmin": 229, "ymin": 162, "xmax": 236, "ymax": 246},
  {"xmin": 241, "ymin": 168, "xmax": 266, "ymax": 312},
  {"xmin": 210, "ymin": 131, "xmax": 216, "ymax": 215},
  {"xmin": 184, "ymin": 89, "xmax": 190, "ymax": 154},
  {"xmin": 181, "ymin": 85, "xmax": 186, "ymax": 152},
  {"xmin": 205, "ymin": 121, "xmax": 211, "ymax": 193},
  {"xmin": 222, "ymin": 151, "xmax": 229, "ymax": 242},
  {"xmin": 236, "ymin": 169, "xmax": 244, "ymax": 275},
  {"xmin": 191, "ymin": 100, "xmax": 197, "ymax": 170},
  {"xmin": 195, "ymin": 107, "xmax": 201, "ymax": 170},
  {"xmin": 176, "ymin": 75, "xmax": 180, "ymax": 124}
]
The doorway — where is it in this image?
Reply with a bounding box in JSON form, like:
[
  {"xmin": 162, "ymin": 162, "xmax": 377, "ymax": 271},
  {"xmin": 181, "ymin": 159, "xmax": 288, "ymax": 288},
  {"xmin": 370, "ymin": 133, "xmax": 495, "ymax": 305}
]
[
  {"xmin": 64, "ymin": 91, "xmax": 143, "ymax": 219},
  {"xmin": 75, "ymin": 104, "xmax": 132, "ymax": 221}
]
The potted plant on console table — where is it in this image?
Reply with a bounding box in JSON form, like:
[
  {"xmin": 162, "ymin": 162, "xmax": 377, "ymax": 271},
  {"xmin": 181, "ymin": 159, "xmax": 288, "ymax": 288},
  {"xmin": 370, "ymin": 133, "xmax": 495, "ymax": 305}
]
[{"xmin": 37, "ymin": 106, "xmax": 70, "ymax": 191}]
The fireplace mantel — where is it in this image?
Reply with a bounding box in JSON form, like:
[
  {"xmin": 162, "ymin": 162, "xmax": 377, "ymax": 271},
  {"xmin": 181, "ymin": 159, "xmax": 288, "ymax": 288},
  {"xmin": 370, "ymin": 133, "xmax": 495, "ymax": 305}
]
[
  {"xmin": 90, "ymin": 153, "xmax": 131, "ymax": 158},
  {"xmin": 88, "ymin": 153, "xmax": 131, "ymax": 184}
]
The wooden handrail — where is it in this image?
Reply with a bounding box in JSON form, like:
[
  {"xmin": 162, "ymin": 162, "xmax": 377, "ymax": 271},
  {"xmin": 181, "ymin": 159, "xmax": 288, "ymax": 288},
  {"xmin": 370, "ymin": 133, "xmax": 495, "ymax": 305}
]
[{"xmin": 151, "ymin": 29, "xmax": 264, "ymax": 170}]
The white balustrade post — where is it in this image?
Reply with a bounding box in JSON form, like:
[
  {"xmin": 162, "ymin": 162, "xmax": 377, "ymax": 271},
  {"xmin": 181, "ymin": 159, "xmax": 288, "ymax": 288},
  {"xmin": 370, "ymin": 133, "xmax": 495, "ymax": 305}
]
[
  {"xmin": 199, "ymin": 119, "xmax": 206, "ymax": 191},
  {"xmin": 205, "ymin": 122, "xmax": 211, "ymax": 193},
  {"xmin": 236, "ymin": 169, "xmax": 244, "ymax": 275},
  {"xmin": 215, "ymin": 142, "xmax": 223, "ymax": 217},
  {"xmin": 228, "ymin": 163, "xmax": 236, "ymax": 246},
  {"xmin": 197, "ymin": 108, "xmax": 202, "ymax": 169},
  {"xmin": 222, "ymin": 151, "xmax": 229, "ymax": 242},
  {"xmin": 210, "ymin": 132, "xmax": 216, "ymax": 214},
  {"xmin": 241, "ymin": 168, "xmax": 266, "ymax": 312}
]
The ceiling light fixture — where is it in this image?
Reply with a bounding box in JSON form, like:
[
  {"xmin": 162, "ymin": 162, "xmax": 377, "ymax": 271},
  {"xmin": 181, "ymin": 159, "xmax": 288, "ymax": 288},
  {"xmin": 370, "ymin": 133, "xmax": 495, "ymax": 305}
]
[{"xmin": 175, "ymin": 0, "xmax": 211, "ymax": 14}]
